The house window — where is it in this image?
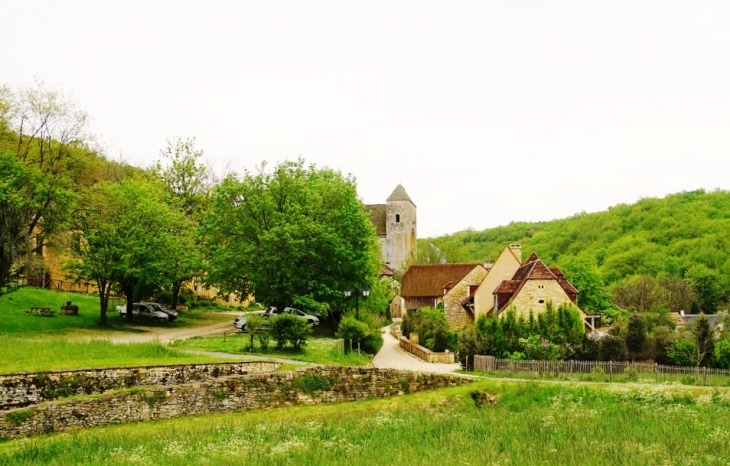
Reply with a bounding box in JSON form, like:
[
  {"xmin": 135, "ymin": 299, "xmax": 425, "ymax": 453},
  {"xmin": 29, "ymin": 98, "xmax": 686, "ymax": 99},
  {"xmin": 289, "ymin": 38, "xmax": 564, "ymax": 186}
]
[
  {"xmin": 538, "ymin": 299, "xmax": 545, "ymax": 304},
  {"xmin": 395, "ymin": 214, "xmax": 400, "ymax": 223}
]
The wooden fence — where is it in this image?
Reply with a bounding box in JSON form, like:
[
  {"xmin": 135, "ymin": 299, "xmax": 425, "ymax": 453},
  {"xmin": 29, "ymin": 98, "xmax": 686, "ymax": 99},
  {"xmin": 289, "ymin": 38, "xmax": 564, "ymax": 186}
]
[{"xmin": 473, "ymin": 355, "xmax": 730, "ymax": 386}]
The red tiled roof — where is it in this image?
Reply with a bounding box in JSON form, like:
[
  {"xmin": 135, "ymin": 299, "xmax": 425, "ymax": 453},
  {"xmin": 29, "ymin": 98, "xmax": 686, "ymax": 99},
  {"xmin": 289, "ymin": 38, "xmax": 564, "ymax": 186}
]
[
  {"xmin": 401, "ymin": 263, "xmax": 482, "ymax": 298},
  {"xmin": 495, "ymin": 253, "xmax": 579, "ymax": 312}
]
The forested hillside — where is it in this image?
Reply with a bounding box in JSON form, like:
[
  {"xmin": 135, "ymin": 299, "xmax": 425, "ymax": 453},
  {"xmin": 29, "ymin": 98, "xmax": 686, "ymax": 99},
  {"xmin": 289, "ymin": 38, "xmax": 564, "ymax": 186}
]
[{"xmin": 420, "ymin": 189, "xmax": 730, "ymax": 313}]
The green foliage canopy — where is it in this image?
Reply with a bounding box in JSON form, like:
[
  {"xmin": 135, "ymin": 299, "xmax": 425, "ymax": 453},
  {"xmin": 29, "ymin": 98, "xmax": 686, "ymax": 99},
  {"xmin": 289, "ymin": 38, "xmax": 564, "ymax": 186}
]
[{"xmin": 206, "ymin": 159, "xmax": 380, "ymax": 317}]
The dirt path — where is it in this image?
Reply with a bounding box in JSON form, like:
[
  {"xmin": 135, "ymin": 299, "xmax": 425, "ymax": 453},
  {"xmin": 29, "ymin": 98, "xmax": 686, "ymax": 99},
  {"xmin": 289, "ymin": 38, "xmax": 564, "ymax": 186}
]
[
  {"xmin": 101, "ymin": 321, "xmax": 236, "ymax": 344},
  {"xmin": 179, "ymin": 349, "xmax": 312, "ymax": 365},
  {"xmin": 372, "ymin": 326, "xmax": 461, "ymax": 374}
]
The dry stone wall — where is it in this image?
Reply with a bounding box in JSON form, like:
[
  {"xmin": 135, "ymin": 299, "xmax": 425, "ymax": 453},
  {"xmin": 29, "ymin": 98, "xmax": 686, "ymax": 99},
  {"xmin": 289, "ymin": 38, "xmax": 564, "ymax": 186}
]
[
  {"xmin": 0, "ymin": 362, "xmax": 279, "ymax": 410},
  {"xmin": 0, "ymin": 366, "xmax": 470, "ymax": 439},
  {"xmin": 399, "ymin": 336, "xmax": 455, "ymax": 364}
]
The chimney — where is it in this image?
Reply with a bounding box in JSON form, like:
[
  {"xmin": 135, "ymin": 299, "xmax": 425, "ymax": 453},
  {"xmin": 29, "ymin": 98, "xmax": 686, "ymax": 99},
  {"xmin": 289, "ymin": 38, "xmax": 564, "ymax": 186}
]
[
  {"xmin": 680, "ymin": 310, "xmax": 685, "ymax": 317},
  {"xmin": 509, "ymin": 243, "xmax": 522, "ymax": 262}
]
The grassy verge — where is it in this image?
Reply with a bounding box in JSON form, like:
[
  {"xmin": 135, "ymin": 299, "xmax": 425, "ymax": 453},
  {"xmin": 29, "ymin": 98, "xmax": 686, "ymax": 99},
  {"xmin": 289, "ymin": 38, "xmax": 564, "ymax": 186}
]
[
  {"xmin": 2, "ymin": 379, "xmax": 730, "ymax": 465},
  {"xmin": 176, "ymin": 333, "xmax": 371, "ymax": 366},
  {"xmin": 0, "ymin": 287, "xmax": 232, "ymax": 337},
  {"xmin": 0, "ymin": 338, "xmax": 240, "ymax": 374},
  {"xmin": 460, "ymin": 368, "xmax": 730, "ymax": 387}
]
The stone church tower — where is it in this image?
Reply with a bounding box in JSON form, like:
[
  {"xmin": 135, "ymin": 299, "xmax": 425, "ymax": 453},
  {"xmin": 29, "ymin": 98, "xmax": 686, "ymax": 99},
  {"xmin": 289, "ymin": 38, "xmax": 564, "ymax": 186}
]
[{"xmin": 365, "ymin": 185, "xmax": 417, "ymax": 272}]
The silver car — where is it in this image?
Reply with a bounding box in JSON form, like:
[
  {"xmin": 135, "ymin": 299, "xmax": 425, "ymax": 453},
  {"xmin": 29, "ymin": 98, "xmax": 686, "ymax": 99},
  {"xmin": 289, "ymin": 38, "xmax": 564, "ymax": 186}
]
[{"xmin": 117, "ymin": 304, "xmax": 170, "ymax": 322}]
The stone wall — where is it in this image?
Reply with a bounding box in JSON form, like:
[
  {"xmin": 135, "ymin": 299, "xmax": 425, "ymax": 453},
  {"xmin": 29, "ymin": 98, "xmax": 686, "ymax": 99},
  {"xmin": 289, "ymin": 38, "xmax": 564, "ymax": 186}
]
[
  {"xmin": 0, "ymin": 362, "xmax": 279, "ymax": 410},
  {"xmin": 0, "ymin": 367, "xmax": 470, "ymax": 439},
  {"xmin": 399, "ymin": 336, "xmax": 455, "ymax": 364},
  {"xmin": 443, "ymin": 265, "xmax": 487, "ymax": 328}
]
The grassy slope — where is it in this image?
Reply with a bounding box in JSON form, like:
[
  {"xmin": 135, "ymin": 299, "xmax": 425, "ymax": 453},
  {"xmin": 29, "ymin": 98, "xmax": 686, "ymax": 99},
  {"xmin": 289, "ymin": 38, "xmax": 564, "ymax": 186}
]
[
  {"xmin": 176, "ymin": 333, "xmax": 372, "ymax": 366},
  {"xmin": 423, "ymin": 189, "xmax": 730, "ymax": 283},
  {"xmin": 0, "ymin": 287, "xmax": 232, "ymax": 336},
  {"xmin": 0, "ymin": 288, "xmax": 238, "ymax": 373},
  {"xmin": 1, "ymin": 379, "xmax": 729, "ymax": 465},
  {"xmin": 0, "ymin": 339, "xmax": 241, "ymax": 374}
]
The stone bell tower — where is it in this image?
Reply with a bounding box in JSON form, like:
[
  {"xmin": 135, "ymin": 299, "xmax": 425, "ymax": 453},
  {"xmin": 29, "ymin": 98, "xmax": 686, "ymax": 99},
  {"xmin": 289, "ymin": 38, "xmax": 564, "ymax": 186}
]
[{"xmin": 384, "ymin": 185, "xmax": 417, "ymax": 272}]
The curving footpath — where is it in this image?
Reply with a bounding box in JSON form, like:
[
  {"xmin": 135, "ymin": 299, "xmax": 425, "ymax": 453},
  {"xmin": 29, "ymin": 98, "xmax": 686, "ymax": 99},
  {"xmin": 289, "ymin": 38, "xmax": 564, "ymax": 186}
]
[{"xmin": 373, "ymin": 326, "xmax": 461, "ymax": 374}]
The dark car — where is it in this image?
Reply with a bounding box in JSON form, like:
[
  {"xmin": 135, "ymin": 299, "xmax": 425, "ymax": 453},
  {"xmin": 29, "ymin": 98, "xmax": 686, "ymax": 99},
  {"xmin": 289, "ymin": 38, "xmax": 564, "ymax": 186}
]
[{"xmin": 141, "ymin": 302, "xmax": 178, "ymax": 321}]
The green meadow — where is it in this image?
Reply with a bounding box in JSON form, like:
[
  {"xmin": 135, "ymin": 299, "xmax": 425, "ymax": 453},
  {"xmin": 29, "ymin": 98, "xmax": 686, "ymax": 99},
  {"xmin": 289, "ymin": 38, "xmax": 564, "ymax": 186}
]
[
  {"xmin": 0, "ymin": 288, "xmax": 237, "ymax": 373},
  {"xmin": 2, "ymin": 379, "xmax": 729, "ymax": 465},
  {"xmin": 176, "ymin": 333, "xmax": 372, "ymax": 366}
]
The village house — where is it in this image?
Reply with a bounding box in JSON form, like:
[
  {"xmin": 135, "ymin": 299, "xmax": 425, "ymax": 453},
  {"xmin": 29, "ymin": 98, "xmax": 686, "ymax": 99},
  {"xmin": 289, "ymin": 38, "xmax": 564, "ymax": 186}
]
[
  {"xmin": 492, "ymin": 252, "xmax": 583, "ymax": 320},
  {"xmin": 400, "ymin": 263, "xmax": 488, "ymax": 328},
  {"xmin": 462, "ymin": 244, "xmax": 523, "ymax": 320}
]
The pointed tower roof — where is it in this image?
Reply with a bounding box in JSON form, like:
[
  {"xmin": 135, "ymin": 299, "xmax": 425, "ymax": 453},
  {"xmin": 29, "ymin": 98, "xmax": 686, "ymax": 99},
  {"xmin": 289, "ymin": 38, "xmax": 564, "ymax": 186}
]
[{"xmin": 386, "ymin": 185, "xmax": 416, "ymax": 206}]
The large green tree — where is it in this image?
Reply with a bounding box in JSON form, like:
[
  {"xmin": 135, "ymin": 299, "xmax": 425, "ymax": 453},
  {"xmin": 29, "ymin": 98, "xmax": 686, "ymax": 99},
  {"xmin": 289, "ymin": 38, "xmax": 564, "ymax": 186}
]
[
  {"xmin": 154, "ymin": 137, "xmax": 210, "ymax": 309},
  {"xmin": 67, "ymin": 179, "xmax": 182, "ymax": 323},
  {"xmin": 206, "ymin": 159, "xmax": 380, "ymax": 320}
]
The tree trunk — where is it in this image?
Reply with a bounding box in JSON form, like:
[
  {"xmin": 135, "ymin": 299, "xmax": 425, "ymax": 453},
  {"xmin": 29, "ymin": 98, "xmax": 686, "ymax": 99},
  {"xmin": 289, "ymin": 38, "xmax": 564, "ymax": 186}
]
[
  {"xmin": 125, "ymin": 283, "xmax": 134, "ymax": 321},
  {"xmin": 171, "ymin": 280, "xmax": 182, "ymax": 311},
  {"xmin": 98, "ymin": 281, "xmax": 108, "ymax": 326}
]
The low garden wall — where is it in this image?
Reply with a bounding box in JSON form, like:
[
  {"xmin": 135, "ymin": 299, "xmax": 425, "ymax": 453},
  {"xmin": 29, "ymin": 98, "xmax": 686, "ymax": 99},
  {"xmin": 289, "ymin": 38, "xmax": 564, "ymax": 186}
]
[
  {"xmin": 0, "ymin": 366, "xmax": 471, "ymax": 439},
  {"xmin": 0, "ymin": 361, "xmax": 279, "ymax": 410},
  {"xmin": 399, "ymin": 336, "xmax": 455, "ymax": 364}
]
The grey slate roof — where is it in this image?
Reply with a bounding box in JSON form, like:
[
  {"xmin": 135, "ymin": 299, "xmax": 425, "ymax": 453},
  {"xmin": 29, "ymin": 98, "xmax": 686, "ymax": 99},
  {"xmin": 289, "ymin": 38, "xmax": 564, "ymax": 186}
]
[{"xmin": 387, "ymin": 185, "xmax": 416, "ymax": 206}]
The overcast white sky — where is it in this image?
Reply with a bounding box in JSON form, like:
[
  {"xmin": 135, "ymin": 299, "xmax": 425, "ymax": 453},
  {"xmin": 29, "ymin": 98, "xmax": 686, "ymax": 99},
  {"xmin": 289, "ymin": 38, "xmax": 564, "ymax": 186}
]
[{"xmin": 2, "ymin": 1, "xmax": 729, "ymax": 237}]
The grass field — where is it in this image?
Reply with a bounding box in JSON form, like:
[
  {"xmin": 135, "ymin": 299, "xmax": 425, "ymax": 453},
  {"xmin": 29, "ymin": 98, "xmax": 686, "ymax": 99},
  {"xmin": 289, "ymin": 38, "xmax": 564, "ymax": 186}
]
[
  {"xmin": 0, "ymin": 287, "xmax": 233, "ymax": 336},
  {"xmin": 1, "ymin": 379, "xmax": 729, "ymax": 465},
  {"xmin": 462, "ymin": 368, "xmax": 730, "ymax": 388},
  {"xmin": 0, "ymin": 287, "xmax": 241, "ymax": 373},
  {"xmin": 177, "ymin": 333, "xmax": 372, "ymax": 366},
  {"xmin": 0, "ymin": 338, "xmax": 239, "ymax": 374}
]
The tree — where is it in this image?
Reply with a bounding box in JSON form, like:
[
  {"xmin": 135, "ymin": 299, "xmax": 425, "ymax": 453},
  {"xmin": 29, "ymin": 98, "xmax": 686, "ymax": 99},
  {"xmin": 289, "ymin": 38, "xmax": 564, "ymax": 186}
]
[
  {"xmin": 206, "ymin": 159, "xmax": 380, "ymax": 319},
  {"xmin": 154, "ymin": 137, "xmax": 210, "ymax": 310},
  {"xmin": 625, "ymin": 313, "xmax": 648, "ymax": 359},
  {"xmin": 0, "ymin": 82, "xmax": 96, "ymax": 289},
  {"xmin": 685, "ymin": 264, "xmax": 724, "ymax": 314},
  {"xmin": 693, "ymin": 314, "xmax": 715, "ymax": 367},
  {"xmin": 67, "ymin": 179, "xmax": 181, "ymax": 323},
  {"xmin": 155, "ymin": 137, "xmax": 210, "ymax": 217},
  {"xmin": 244, "ymin": 313, "xmax": 264, "ymax": 351},
  {"xmin": 561, "ymin": 257, "xmax": 610, "ymax": 311}
]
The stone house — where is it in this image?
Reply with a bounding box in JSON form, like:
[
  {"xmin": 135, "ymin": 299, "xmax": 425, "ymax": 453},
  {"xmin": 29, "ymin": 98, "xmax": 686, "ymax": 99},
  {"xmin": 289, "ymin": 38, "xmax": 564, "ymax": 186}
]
[
  {"xmin": 462, "ymin": 244, "xmax": 523, "ymax": 320},
  {"xmin": 492, "ymin": 252, "xmax": 583, "ymax": 319},
  {"xmin": 400, "ymin": 263, "xmax": 488, "ymax": 328},
  {"xmin": 365, "ymin": 185, "xmax": 417, "ymax": 273}
]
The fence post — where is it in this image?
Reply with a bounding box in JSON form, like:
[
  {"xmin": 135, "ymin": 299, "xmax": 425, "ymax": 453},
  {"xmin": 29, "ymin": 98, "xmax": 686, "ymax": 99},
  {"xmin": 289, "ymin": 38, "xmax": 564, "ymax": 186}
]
[
  {"xmin": 609, "ymin": 361, "xmax": 612, "ymax": 382},
  {"xmin": 655, "ymin": 363, "xmax": 658, "ymax": 383},
  {"xmin": 704, "ymin": 366, "xmax": 707, "ymax": 386}
]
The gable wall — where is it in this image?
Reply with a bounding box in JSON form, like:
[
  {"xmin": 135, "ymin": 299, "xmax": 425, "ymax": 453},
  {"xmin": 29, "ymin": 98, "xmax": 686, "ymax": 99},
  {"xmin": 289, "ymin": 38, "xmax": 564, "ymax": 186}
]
[
  {"xmin": 473, "ymin": 247, "xmax": 522, "ymax": 318},
  {"xmin": 443, "ymin": 266, "xmax": 487, "ymax": 328},
  {"xmin": 507, "ymin": 279, "xmax": 583, "ymax": 319}
]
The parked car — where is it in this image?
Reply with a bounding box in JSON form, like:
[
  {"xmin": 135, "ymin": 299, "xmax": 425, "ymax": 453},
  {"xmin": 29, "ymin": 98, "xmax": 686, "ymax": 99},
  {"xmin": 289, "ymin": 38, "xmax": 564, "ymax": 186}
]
[
  {"xmin": 235, "ymin": 306, "xmax": 317, "ymax": 331},
  {"xmin": 141, "ymin": 302, "xmax": 178, "ymax": 321},
  {"xmin": 234, "ymin": 310, "xmax": 265, "ymax": 330},
  {"xmin": 281, "ymin": 307, "xmax": 320, "ymax": 326},
  {"xmin": 116, "ymin": 303, "xmax": 170, "ymax": 322}
]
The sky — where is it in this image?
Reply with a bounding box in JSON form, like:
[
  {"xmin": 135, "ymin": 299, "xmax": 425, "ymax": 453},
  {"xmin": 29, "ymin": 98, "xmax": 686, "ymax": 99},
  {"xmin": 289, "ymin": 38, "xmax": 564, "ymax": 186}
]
[{"xmin": 2, "ymin": 1, "xmax": 729, "ymax": 238}]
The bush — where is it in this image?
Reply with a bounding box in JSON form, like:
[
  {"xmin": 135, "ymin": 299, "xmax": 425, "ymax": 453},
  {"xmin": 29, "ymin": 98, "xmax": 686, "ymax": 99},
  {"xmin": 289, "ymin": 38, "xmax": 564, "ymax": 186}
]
[
  {"xmin": 269, "ymin": 314, "xmax": 311, "ymax": 349},
  {"xmin": 337, "ymin": 316, "xmax": 383, "ymax": 354},
  {"xmin": 714, "ymin": 339, "xmax": 730, "ymax": 369},
  {"xmin": 337, "ymin": 317, "xmax": 370, "ymax": 348},
  {"xmin": 599, "ymin": 336, "xmax": 627, "ymax": 361},
  {"xmin": 361, "ymin": 332, "xmax": 384, "ymax": 355},
  {"xmin": 257, "ymin": 332, "xmax": 271, "ymax": 351}
]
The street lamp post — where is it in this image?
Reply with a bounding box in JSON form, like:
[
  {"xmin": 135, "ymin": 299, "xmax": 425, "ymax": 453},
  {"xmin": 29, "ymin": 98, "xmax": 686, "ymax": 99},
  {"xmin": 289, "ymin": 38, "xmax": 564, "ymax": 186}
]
[{"xmin": 344, "ymin": 286, "xmax": 370, "ymax": 320}]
